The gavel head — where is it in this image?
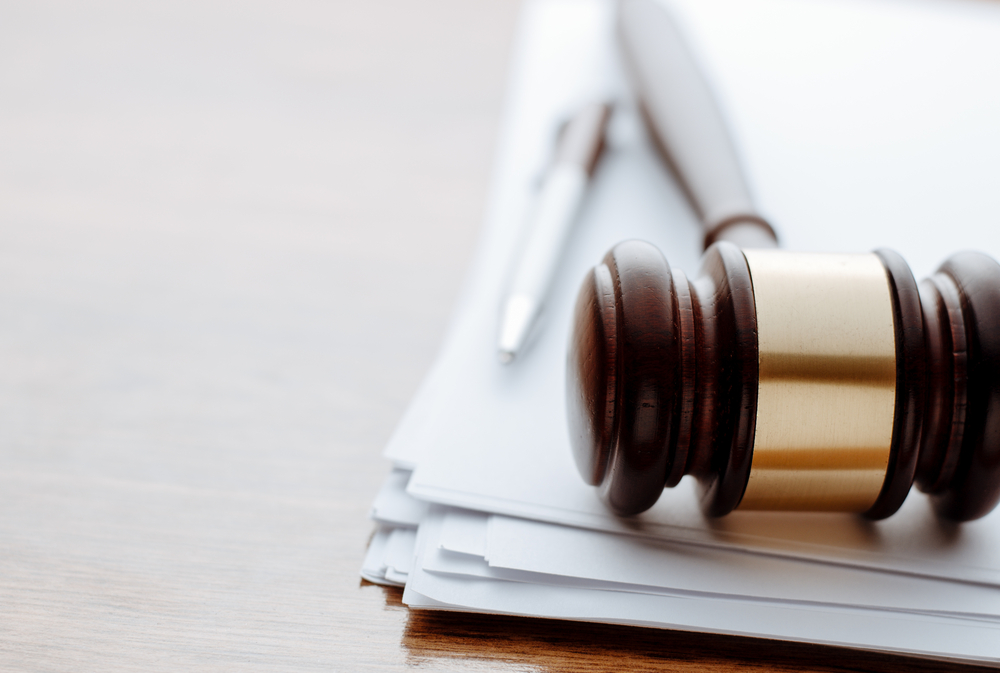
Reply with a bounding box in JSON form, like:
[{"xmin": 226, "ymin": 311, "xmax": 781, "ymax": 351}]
[{"xmin": 566, "ymin": 240, "xmax": 1000, "ymax": 522}]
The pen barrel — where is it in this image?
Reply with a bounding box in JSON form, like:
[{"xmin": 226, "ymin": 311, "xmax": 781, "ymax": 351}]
[
  {"xmin": 618, "ymin": 0, "xmax": 777, "ymax": 249},
  {"xmin": 510, "ymin": 164, "xmax": 588, "ymax": 298},
  {"xmin": 554, "ymin": 104, "xmax": 610, "ymax": 176},
  {"xmin": 498, "ymin": 164, "xmax": 589, "ymax": 358},
  {"xmin": 498, "ymin": 102, "xmax": 611, "ymax": 362}
]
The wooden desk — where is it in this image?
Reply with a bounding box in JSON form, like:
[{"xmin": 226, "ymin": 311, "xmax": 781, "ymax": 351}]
[{"xmin": 0, "ymin": 1, "xmax": 990, "ymax": 670}]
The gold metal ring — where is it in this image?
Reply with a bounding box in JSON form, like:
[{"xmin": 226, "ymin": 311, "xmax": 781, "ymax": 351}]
[{"xmin": 738, "ymin": 250, "xmax": 896, "ymax": 512}]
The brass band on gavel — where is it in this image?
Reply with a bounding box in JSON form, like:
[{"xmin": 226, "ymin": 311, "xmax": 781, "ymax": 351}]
[
  {"xmin": 566, "ymin": 241, "xmax": 1000, "ymax": 522},
  {"xmin": 739, "ymin": 251, "xmax": 896, "ymax": 512}
]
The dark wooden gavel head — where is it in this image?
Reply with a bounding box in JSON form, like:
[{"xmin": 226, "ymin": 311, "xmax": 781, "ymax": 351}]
[{"xmin": 566, "ymin": 240, "xmax": 1000, "ymax": 522}]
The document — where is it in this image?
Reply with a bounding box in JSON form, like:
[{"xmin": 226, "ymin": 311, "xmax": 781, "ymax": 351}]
[{"xmin": 367, "ymin": 0, "xmax": 1000, "ymax": 664}]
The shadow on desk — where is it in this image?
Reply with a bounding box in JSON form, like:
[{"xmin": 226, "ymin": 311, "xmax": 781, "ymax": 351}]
[{"xmin": 370, "ymin": 586, "xmax": 993, "ymax": 673}]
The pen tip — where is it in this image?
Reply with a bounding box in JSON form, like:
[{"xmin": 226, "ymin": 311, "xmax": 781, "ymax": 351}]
[{"xmin": 497, "ymin": 295, "xmax": 538, "ymax": 366}]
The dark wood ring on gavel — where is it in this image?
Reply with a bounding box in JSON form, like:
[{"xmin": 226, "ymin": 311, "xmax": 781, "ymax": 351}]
[{"xmin": 566, "ymin": 240, "xmax": 1000, "ymax": 522}]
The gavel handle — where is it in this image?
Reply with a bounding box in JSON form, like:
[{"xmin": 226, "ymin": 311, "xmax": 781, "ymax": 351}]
[{"xmin": 618, "ymin": 0, "xmax": 778, "ymax": 250}]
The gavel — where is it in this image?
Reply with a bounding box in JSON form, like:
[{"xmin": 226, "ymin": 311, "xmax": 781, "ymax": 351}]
[
  {"xmin": 565, "ymin": 0, "xmax": 1000, "ymax": 522},
  {"xmin": 567, "ymin": 240, "xmax": 1000, "ymax": 522}
]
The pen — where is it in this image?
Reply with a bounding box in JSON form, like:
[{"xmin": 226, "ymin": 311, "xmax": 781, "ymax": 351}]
[
  {"xmin": 498, "ymin": 102, "xmax": 611, "ymax": 364},
  {"xmin": 618, "ymin": 0, "xmax": 777, "ymax": 249}
]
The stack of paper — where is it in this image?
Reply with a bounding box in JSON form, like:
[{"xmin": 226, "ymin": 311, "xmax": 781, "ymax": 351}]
[{"xmin": 362, "ymin": 0, "xmax": 1000, "ymax": 664}]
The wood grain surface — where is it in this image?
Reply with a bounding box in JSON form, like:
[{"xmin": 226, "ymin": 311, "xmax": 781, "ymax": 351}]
[{"xmin": 0, "ymin": 1, "xmax": 992, "ymax": 670}]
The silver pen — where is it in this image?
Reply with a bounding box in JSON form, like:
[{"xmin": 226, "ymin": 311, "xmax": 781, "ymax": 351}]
[{"xmin": 498, "ymin": 102, "xmax": 611, "ymax": 364}]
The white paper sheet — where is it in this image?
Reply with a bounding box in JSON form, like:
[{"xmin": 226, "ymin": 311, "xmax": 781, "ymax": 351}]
[
  {"xmin": 375, "ymin": 477, "xmax": 1000, "ymax": 619},
  {"xmin": 370, "ymin": 467, "xmax": 429, "ymax": 527},
  {"xmin": 369, "ymin": 474, "xmax": 1000, "ymax": 623},
  {"xmin": 439, "ymin": 508, "xmax": 489, "ymax": 558},
  {"xmin": 484, "ymin": 514, "xmax": 1000, "ymax": 619},
  {"xmin": 361, "ymin": 525, "xmax": 401, "ymax": 586},
  {"xmin": 405, "ymin": 509, "xmax": 1000, "ymax": 664}
]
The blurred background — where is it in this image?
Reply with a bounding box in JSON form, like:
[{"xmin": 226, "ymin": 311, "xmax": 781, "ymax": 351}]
[{"xmin": 0, "ymin": 0, "xmax": 520, "ymax": 668}]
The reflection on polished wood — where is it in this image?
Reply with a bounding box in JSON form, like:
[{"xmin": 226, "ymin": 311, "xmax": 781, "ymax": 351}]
[{"xmin": 391, "ymin": 584, "xmax": 994, "ymax": 673}]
